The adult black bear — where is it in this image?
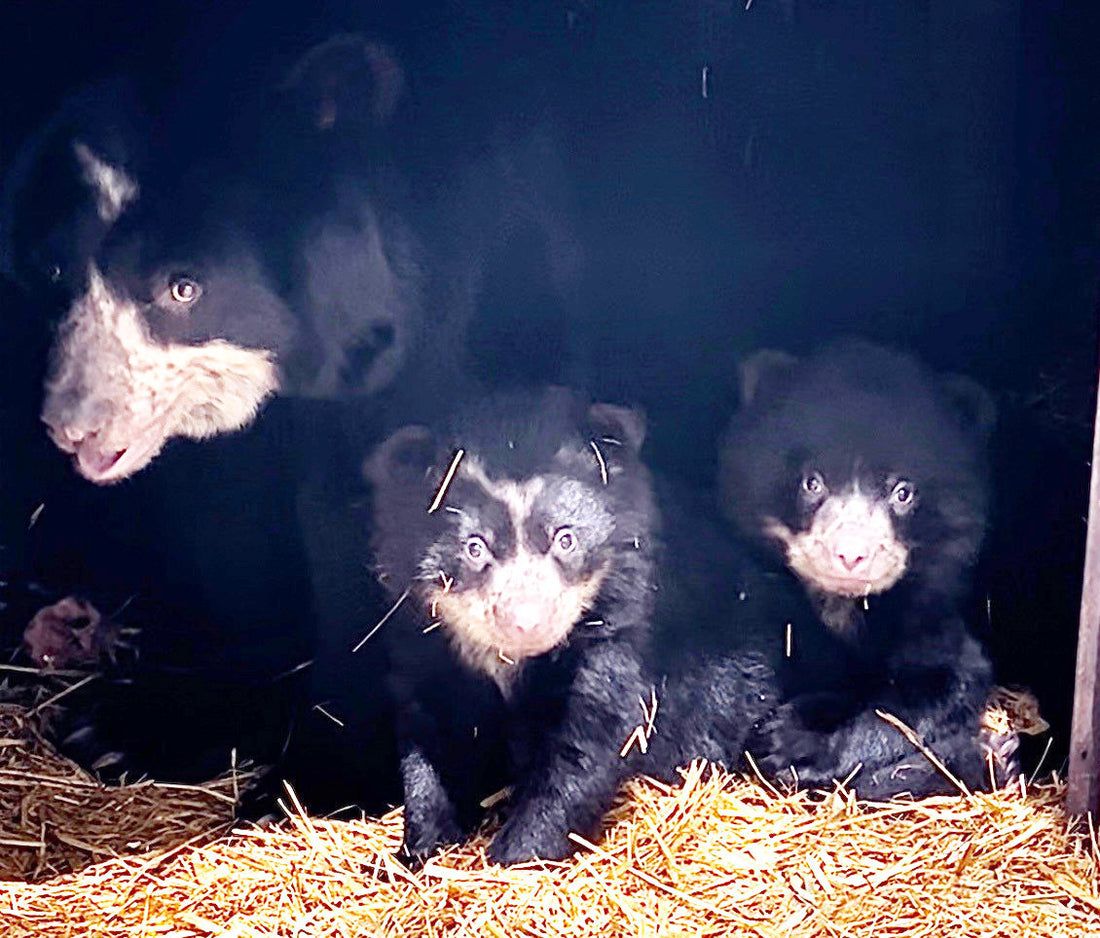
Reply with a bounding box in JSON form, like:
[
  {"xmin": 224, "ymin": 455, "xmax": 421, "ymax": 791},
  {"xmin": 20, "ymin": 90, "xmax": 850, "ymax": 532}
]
[
  {"xmin": 2, "ymin": 38, "xmax": 427, "ymax": 484},
  {"xmin": 364, "ymin": 388, "xmax": 664, "ymax": 864},
  {"xmin": 0, "ymin": 40, "xmax": 420, "ymax": 784},
  {"xmin": 3, "ymin": 35, "xmax": 582, "ymax": 486},
  {"xmin": 715, "ymin": 340, "xmax": 1007, "ymax": 797}
]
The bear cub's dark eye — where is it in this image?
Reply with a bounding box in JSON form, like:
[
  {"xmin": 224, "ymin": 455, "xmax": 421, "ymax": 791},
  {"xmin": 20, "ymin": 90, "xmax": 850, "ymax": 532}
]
[
  {"xmin": 889, "ymin": 480, "xmax": 916, "ymax": 513},
  {"xmin": 465, "ymin": 535, "xmax": 489, "ymax": 563},
  {"xmin": 553, "ymin": 527, "xmax": 576, "ymax": 554}
]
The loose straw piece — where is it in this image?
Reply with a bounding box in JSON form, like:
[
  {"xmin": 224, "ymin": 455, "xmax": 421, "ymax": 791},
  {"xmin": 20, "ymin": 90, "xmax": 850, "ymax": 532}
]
[
  {"xmin": 428, "ymin": 449, "xmax": 465, "ymax": 513},
  {"xmin": 0, "ymin": 696, "xmax": 245, "ymax": 884},
  {"xmin": 589, "ymin": 441, "xmax": 609, "ymax": 485},
  {"xmin": 0, "ymin": 766, "xmax": 1096, "ymax": 937},
  {"xmin": 875, "ymin": 709, "xmax": 971, "ymax": 797},
  {"xmin": 352, "ymin": 587, "xmax": 410, "ymax": 653}
]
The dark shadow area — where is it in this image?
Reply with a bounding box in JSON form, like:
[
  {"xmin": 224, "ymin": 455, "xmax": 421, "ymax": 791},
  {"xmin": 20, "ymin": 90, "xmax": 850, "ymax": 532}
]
[{"xmin": 0, "ymin": 0, "xmax": 1096, "ymax": 800}]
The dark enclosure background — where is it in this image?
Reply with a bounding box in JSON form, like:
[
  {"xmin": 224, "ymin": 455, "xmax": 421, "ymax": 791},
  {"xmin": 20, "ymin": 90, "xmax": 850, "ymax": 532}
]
[
  {"xmin": 4, "ymin": 0, "xmax": 1097, "ymax": 392},
  {"xmin": 2, "ymin": 0, "xmax": 1098, "ymax": 770}
]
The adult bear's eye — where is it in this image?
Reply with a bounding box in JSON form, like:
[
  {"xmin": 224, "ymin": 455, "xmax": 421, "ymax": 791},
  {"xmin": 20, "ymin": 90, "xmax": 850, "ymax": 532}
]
[
  {"xmin": 169, "ymin": 276, "xmax": 202, "ymax": 304},
  {"xmin": 801, "ymin": 471, "xmax": 825, "ymax": 497}
]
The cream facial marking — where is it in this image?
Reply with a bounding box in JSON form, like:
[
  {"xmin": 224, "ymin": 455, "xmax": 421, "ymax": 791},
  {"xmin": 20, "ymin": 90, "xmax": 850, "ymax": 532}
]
[
  {"xmin": 41, "ymin": 266, "xmax": 278, "ymax": 484},
  {"xmin": 454, "ymin": 456, "xmax": 547, "ymax": 527},
  {"xmin": 765, "ymin": 491, "xmax": 908, "ymax": 598},
  {"xmin": 426, "ymin": 557, "xmax": 607, "ymax": 694},
  {"xmin": 417, "ymin": 457, "xmax": 609, "ymax": 694},
  {"xmin": 73, "ymin": 142, "xmax": 139, "ymax": 223}
]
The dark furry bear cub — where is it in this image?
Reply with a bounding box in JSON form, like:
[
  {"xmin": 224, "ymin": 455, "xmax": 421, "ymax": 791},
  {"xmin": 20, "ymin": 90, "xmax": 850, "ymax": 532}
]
[
  {"xmin": 719, "ymin": 340, "xmax": 1007, "ymax": 797},
  {"xmin": 365, "ymin": 388, "xmax": 657, "ymax": 864}
]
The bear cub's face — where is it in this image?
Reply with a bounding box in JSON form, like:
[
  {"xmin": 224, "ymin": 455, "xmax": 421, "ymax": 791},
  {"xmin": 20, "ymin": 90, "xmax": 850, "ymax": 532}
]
[
  {"xmin": 767, "ymin": 465, "xmax": 914, "ymax": 599},
  {"xmin": 420, "ymin": 458, "xmax": 615, "ymax": 664},
  {"xmin": 720, "ymin": 341, "xmax": 994, "ymax": 612},
  {"xmin": 366, "ymin": 390, "xmax": 650, "ymax": 688}
]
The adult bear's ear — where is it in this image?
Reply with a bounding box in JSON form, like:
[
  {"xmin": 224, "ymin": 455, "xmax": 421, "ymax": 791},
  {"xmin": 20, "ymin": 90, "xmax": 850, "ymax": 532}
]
[
  {"xmin": 280, "ymin": 34, "xmax": 405, "ymax": 132},
  {"xmin": 940, "ymin": 374, "xmax": 997, "ymax": 444},
  {"xmin": 363, "ymin": 424, "xmax": 435, "ymax": 489},
  {"xmin": 738, "ymin": 349, "xmax": 799, "ymax": 407}
]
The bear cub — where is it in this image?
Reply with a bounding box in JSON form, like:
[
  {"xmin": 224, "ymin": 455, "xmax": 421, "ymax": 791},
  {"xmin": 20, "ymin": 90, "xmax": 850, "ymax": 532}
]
[
  {"xmin": 719, "ymin": 339, "xmax": 1008, "ymax": 797},
  {"xmin": 365, "ymin": 388, "xmax": 661, "ymax": 865}
]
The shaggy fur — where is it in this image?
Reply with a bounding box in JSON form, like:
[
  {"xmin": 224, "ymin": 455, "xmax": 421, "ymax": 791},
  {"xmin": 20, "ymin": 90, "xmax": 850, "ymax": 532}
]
[
  {"xmin": 39, "ymin": 127, "xmax": 421, "ymax": 484},
  {"xmin": 298, "ymin": 192, "xmax": 423, "ymax": 399},
  {"xmin": 8, "ymin": 38, "xmax": 430, "ymax": 485},
  {"xmin": 639, "ymin": 482, "xmax": 790, "ymax": 784}
]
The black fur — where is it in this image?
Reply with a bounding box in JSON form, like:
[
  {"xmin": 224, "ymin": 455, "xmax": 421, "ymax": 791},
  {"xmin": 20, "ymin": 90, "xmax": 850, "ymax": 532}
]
[{"xmin": 640, "ymin": 482, "xmax": 788, "ymax": 781}]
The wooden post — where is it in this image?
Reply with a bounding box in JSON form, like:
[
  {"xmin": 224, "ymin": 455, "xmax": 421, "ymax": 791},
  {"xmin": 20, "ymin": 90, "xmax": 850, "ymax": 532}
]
[{"xmin": 1067, "ymin": 365, "xmax": 1100, "ymax": 817}]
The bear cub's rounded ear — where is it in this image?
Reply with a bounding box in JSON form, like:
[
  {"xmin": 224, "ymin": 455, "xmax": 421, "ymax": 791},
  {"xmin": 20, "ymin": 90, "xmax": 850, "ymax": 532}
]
[
  {"xmin": 280, "ymin": 34, "xmax": 405, "ymax": 132},
  {"xmin": 587, "ymin": 403, "xmax": 647, "ymax": 455},
  {"xmin": 363, "ymin": 425, "xmax": 435, "ymax": 488},
  {"xmin": 939, "ymin": 374, "xmax": 997, "ymax": 443},
  {"xmin": 738, "ymin": 349, "xmax": 799, "ymax": 407}
]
